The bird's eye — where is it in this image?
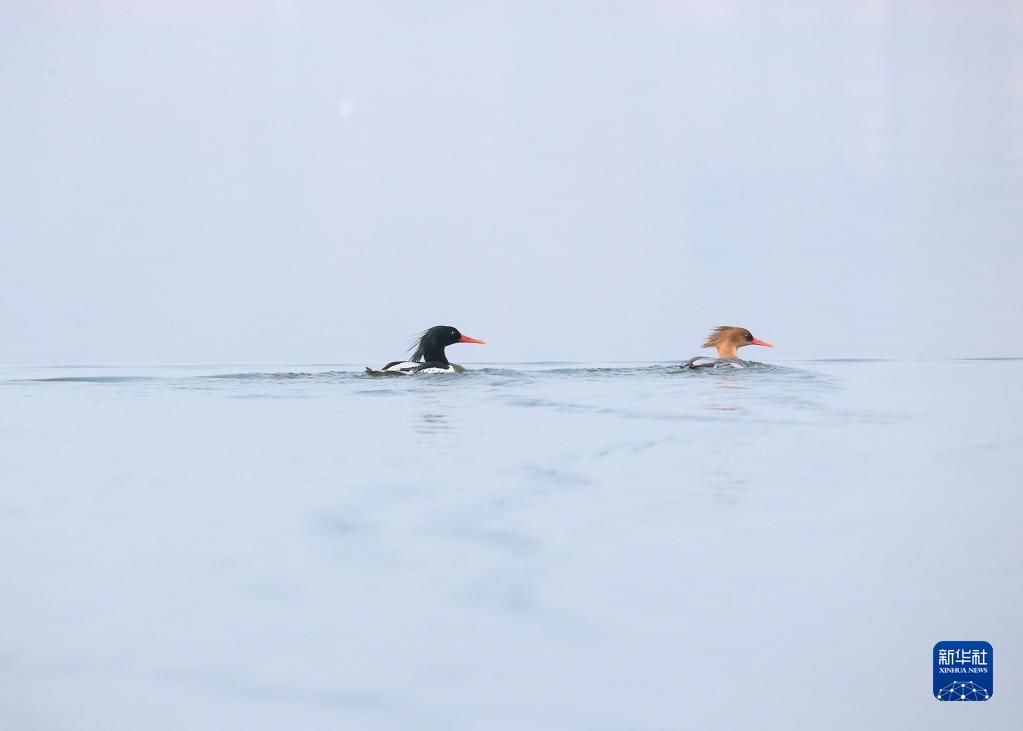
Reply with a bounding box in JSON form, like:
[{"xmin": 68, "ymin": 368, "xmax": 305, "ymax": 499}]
[{"xmin": 746, "ymin": 333, "xmax": 753, "ymax": 341}]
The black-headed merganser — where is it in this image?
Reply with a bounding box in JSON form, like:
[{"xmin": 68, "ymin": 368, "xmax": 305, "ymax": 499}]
[
  {"xmin": 680, "ymin": 326, "xmax": 774, "ymax": 369},
  {"xmin": 366, "ymin": 325, "xmax": 486, "ymax": 375}
]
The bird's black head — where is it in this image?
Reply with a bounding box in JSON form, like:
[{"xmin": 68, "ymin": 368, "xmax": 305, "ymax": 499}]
[{"xmin": 409, "ymin": 325, "xmax": 486, "ymax": 363}]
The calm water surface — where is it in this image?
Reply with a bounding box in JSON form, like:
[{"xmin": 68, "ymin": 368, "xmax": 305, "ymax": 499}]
[{"xmin": 1, "ymin": 360, "xmax": 1020, "ymax": 729}]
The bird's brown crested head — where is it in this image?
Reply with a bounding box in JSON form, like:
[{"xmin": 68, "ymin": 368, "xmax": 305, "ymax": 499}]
[{"xmin": 702, "ymin": 326, "xmax": 774, "ymax": 358}]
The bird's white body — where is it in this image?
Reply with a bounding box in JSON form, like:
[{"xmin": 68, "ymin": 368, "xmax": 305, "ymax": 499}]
[
  {"xmin": 680, "ymin": 357, "xmax": 747, "ymax": 370},
  {"xmin": 365, "ymin": 361, "xmax": 462, "ymax": 376}
]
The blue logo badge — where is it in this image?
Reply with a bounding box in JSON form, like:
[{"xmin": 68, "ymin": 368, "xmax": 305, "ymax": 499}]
[{"xmin": 933, "ymin": 641, "xmax": 993, "ymax": 701}]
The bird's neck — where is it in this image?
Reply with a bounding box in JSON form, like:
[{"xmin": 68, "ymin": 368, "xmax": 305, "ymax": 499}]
[
  {"xmin": 421, "ymin": 344, "xmax": 449, "ymax": 364},
  {"xmin": 715, "ymin": 342, "xmax": 738, "ymax": 358}
]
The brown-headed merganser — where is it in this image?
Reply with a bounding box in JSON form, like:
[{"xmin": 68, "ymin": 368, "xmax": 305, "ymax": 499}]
[
  {"xmin": 680, "ymin": 326, "xmax": 774, "ymax": 369},
  {"xmin": 366, "ymin": 325, "xmax": 486, "ymax": 375}
]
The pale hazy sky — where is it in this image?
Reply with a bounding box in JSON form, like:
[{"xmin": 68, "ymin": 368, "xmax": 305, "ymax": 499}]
[{"xmin": 2, "ymin": 1, "xmax": 1021, "ymax": 363}]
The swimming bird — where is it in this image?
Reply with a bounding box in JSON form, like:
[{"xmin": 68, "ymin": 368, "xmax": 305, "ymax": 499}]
[
  {"xmin": 366, "ymin": 325, "xmax": 486, "ymax": 375},
  {"xmin": 680, "ymin": 326, "xmax": 774, "ymax": 369}
]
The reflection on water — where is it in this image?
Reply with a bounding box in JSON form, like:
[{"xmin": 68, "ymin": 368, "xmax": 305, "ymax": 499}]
[
  {"xmin": 415, "ymin": 412, "xmax": 450, "ymax": 437},
  {"xmin": 706, "ymin": 403, "xmax": 745, "ymax": 414}
]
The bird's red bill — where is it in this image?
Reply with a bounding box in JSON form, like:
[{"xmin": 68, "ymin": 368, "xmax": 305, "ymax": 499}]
[
  {"xmin": 751, "ymin": 338, "xmax": 774, "ymax": 347},
  {"xmin": 459, "ymin": 335, "xmax": 486, "ymax": 344}
]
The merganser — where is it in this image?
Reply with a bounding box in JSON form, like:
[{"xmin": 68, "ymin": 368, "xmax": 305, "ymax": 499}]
[
  {"xmin": 680, "ymin": 326, "xmax": 774, "ymax": 369},
  {"xmin": 366, "ymin": 325, "xmax": 486, "ymax": 375}
]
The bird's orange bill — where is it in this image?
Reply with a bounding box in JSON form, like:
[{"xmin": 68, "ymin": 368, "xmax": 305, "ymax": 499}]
[
  {"xmin": 751, "ymin": 338, "xmax": 774, "ymax": 347},
  {"xmin": 459, "ymin": 335, "xmax": 486, "ymax": 344}
]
